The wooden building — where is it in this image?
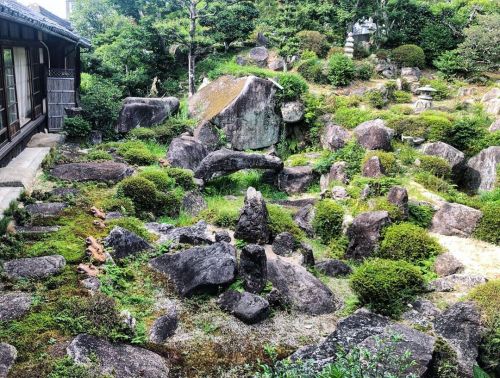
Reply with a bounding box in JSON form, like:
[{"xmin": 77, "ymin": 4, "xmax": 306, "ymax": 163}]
[{"xmin": 0, "ymin": 0, "xmax": 90, "ymax": 166}]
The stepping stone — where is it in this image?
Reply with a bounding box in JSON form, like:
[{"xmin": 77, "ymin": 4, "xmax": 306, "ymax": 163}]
[
  {"xmin": 3, "ymin": 255, "xmax": 66, "ymax": 280},
  {"xmin": 0, "ymin": 292, "xmax": 32, "ymax": 322},
  {"xmin": 25, "ymin": 203, "xmax": 67, "ymax": 218},
  {"xmin": 27, "ymin": 133, "xmax": 65, "ymax": 148},
  {"xmin": 15, "ymin": 226, "xmax": 60, "ymax": 236}
]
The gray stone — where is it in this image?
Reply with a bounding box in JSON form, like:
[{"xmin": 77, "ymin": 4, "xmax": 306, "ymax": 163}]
[
  {"xmin": 314, "ymin": 259, "xmax": 352, "ymax": 277},
  {"xmin": 240, "ymin": 244, "xmax": 267, "ymax": 294},
  {"xmin": 104, "ymin": 227, "xmax": 152, "ymax": 260},
  {"xmin": 464, "ymin": 146, "xmax": 500, "ymax": 192},
  {"xmin": 105, "ymin": 211, "xmax": 123, "ymax": 220},
  {"xmin": 15, "ymin": 225, "xmax": 60, "ymax": 236},
  {"xmin": 3, "ymin": 255, "xmax": 66, "ymax": 280},
  {"xmin": 149, "ymin": 307, "xmax": 178, "ymax": 344},
  {"xmin": 27, "ymin": 133, "xmax": 65, "ymax": 148},
  {"xmin": 434, "ymin": 302, "xmax": 481, "ymax": 377},
  {"xmin": 81, "ymin": 277, "xmax": 100, "ymax": 292},
  {"xmin": 278, "ymin": 166, "xmax": 316, "ymax": 195},
  {"xmin": 402, "ymin": 299, "xmax": 441, "ymax": 328},
  {"xmin": 166, "ymin": 135, "xmax": 208, "ymax": 171},
  {"xmin": 434, "ymin": 253, "xmax": 464, "ymax": 277},
  {"xmin": 387, "ymin": 186, "xmax": 409, "ymax": 219},
  {"xmin": 281, "ymin": 101, "xmax": 305, "ymax": 123},
  {"xmin": 300, "ymin": 242, "xmax": 315, "ymax": 268},
  {"xmin": 181, "ymin": 191, "xmax": 207, "ymax": 216},
  {"xmin": 145, "ymin": 221, "xmax": 212, "ymax": 247},
  {"xmin": 116, "ymin": 97, "xmax": 180, "ymax": 133},
  {"xmin": 67, "ymin": 334, "xmax": 169, "ymax": 377},
  {"xmin": 293, "ymin": 204, "xmax": 315, "ymax": 237},
  {"xmin": 489, "ymin": 119, "xmax": 500, "ymax": 132},
  {"xmin": 428, "ymin": 274, "xmax": 486, "ymax": 292},
  {"xmin": 421, "ymin": 142, "xmax": 465, "ymax": 172},
  {"xmin": 194, "ymin": 149, "xmax": 283, "ymax": 182},
  {"xmin": 272, "ymin": 232, "xmax": 295, "ymax": 256},
  {"xmin": 268, "ymin": 56, "xmax": 286, "ymax": 71},
  {"xmin": 0, "ymin": 292, "xmax": 32, "ymax": 322},
  {"xmin": 193, "ymin": 120, "xmax": 222, "ymax": 152},
  {"xmin": 485, "ymin": 98, "xmax": 500, "ymax": 116},
  {"xmin": 149, "ymin": 242, "xmax": 237, "ymax": 297},
  {"xmin": 267, "ymin": 257, "xmax": 336, "ymax": 315},
  {"xmin": 430, "ymin": 203, "xmax": 482, "ymax": 237},
  {"xmin": 362, "ymin": 156, "xmax": 385, "ymax": 177},
  {"xmin": 51, "ymin": 162, "xmax": 134, "ymax": 183},
  {"xmin": 353, "ymin": 119, "xmax": 394, "ymax": 151},
  {"xmin": 248, "ymin": 46, "xmax": 269, "ymax": 67},
  {"xmin": 189, "ymin": 75, "xmax": 281, "ymax": 151},
  {"xmin": 0, "ymin": 343, "xmax": 17, "ymax": 378},
  {"xmin": 50, "ymin": 187, "xmax": 79, "ymax": 198},
  {"xmin": 25, "ymin": 202, "xmax": 66, "ymax": 218},
  {"xmin": 321, "ymin": 161, "xmax": 349, "ymax": 191},
  {"xmin": 215, "ymin": 231, "xmax": 231, "ymax": 243},
  {"xmin": 345, "ymin": 211, "xmax": 391, "ymax": 260},
  {"xmin": 320, "ymin": 122, "xmax": 351, "ymax": 151},
  {"xmin": 400, "ymin": 67, "xmax": 421, "ymax": 82},
  {"xmin": 256, "ymin": 32, "xmax": 269, "ymax": 47},
  {"xmin": 218, "ymin": 290, "xmax": 270, "ymax": 324},
  {"xmin": 331, "ymin": 186, "xmax": 349, "ymax": 200},
  {"xmin": 234, "ymin": 187, "xmax": 270, "ymax": 244}
]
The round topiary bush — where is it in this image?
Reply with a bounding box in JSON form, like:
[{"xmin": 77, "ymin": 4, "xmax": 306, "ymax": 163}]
[
  {"xmin": 354, "ymin": 61, "xmax": 374, "ymax": 81},
  {"xmin": 164, "ymin": 167, "xmax": 196, "ymax": 190},
  {"xmin": 121, "ymin": 147, "xmax": 157, "ymax": 166},
  {"xmin": 377, "ymin": 223, "xmax": 443, "ymax": 262},
  {"xmin": 139, "ymin": 169, "xmax": 175, "ymax": 192},
  {"xmin": 313, "ymin": 199, "xmax": 344, "ymax": 244},
  {"xmin": 64, "ymin": 116, "xmax": 92, "ymax": 139},
  {"xmin": 296, "ymin": 30, "xmax": 329, "ymax": 58},
  {"xmin": 119, "ymin": 176, "xmax": 158, "ymax": 214},
  {"xmin": 418, "ymin": 155, "xmax": 452, "ymax": 179},
  {"xmin": 474, "ymin": 202, "xmax": 500, "ymax": 245},
  {"xmin": 391, "ymin": 44, "xmax": 426, "ymax": 68},
  {"xmin": 388, "ymin": 117, "xmax": 428, "ymax": 138},
  {"xmin": 327, "ymin": 53, "xmax": 355, "ymax": 87},
  {"xmin": 350, "ymin": 258, "xmax": 425, "ymax": 317},
  {"xmin": 277, "ymin": 74, "xmax": 309, "ymax": 102},
  {"xmin": 156, "ymin": 189, "xmax": 184, "ymax": 218}
]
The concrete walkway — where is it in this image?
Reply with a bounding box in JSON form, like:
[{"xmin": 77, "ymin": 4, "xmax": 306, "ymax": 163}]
[{"xmin": 0, "ymin": 133, "xmax": 63, "ymax": 216}]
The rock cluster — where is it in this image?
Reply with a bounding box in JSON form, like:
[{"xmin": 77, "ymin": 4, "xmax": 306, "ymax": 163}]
[{"xmin": 234, "ymin": 187, "xmax": 270, "ymax": 244}]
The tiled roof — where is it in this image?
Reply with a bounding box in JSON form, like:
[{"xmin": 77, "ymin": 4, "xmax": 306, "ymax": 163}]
[{"xmin": 0, "ymin": 0, "xmax": 90, "ymax": 47}]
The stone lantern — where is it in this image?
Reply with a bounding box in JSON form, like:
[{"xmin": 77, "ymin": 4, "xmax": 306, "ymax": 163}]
[
  {"xmin": 344, "ymin": 33, "xmax": 355, "ymax": 59},
  {"xmin": 414, "ymin": 85, "xmax": 437, "ymax": 112}
]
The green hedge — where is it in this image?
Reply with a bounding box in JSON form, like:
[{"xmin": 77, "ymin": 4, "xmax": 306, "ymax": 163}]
[{"xmin": 313, "ymin": 199, "xmax": 344, "ymax": 244}]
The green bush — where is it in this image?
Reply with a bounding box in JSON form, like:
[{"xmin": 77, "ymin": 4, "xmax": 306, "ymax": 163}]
[
  {"xmin": 365, "ymin": 91, "xmax": 386, "ymax": 109},
  {"xmin": 378, "ymin": 223, "xmax": 442, "ymax": 262},
  {"xmin": 419, "ymin": 77, "xmax": 450, "ymax": 101},
  {"xmin": 296, "ymin": 30, "xmax": 329, "ymax": 58},
  {"xmin": 444, "ymin": 116, "xmax": 489, "ymax": 156},
  {"xmin": 363, "ymin": 151, "xmax": 399, "ymax": 176},
  {"xmin": 156, "ymin": 188, "xmax": 184, "ymax": 218},
  {"xmin": 277, "ymin": 74, "xmax": 308, "ymax": 102},
  {"xmin": 414, "ymin": 171, "xmax": 452, "ymax": 193},
  {"xmin": 388, "ymin": 117, "xmax": 428, "ymax": 138},
  {"xmin": 474, "ymin": 202, "xmax": 500, "ymax": 245},
  {"xmin": 297, "ymin": 59, "xmax": 327, "ymax": 84},
  {"xmin": 312, "ymin": 199, "xmax": 344, "ymax": 244},
  {"xmin": 392, "ymin": 90, "xmax": 412, "ymax": 104},
  {"xmin": 408, "ymin": 203, "xmax": 435, "ymax": 229},
  {"xmin": 391, "ymin": 44, "xmax": 425, "ymax": 68},
  {"xmin": 434, "ymin": 50, "xmax": 471, "ymax": 78},
  {"xmin": 419, "ymin": 155, "xmax": 452, "ymax": 179},
  {"xmin": 300, "ymin": 50, "xmax": 318, "ymax": 60},
  {"xmin": 119, "ymin": 176, "xmax": 158, "ymax": 214},
  {"xmin": 314, "ymin": 140, "xmax": 366, "ymax": 178},
  {"xmin": 334, "ymin": 107, "xmax": 373, "ymax": 129},
  {"xmin": 121, "ymin": 148, "xmax": 156, "ymax": 166},
  {"xmin": 102, "ymin": 196, "xmax": 135, "ymax": 216},
  {"xmin": 327, "ymin": 54, "xmax": 355, "ymax": 87},
  {"xmin": 424, "ymin": 115, "xmax": 454, "ymax": 141},
  {"xmin": 354, "ymin": 61, "xmax": 374, "ymax": 81},
  {"xmin": 163, "ymin": 167, "xmax": 196, "ymax": 190},
  {"xmin": 63, "ymin": 116, "xmax": 92, "ymax": 139},
  {"xmin": 268, "ymin": 204, "xmax": 304, "ymax": 240},
  {"xmin": 128, "ymin": 127, "xmax": 156, "ymax": 140},
  {"xmin": 86, "ymin": 150, "xmax": 112, "ymax": 161},
  {"xmin": 107, "ymin": 217, "xmax": 152, "ymax": 241},
  {"xmin": 350, "ymin": 258, "xmax": 425, "ymax": 317},
  {"xmin": 138, "ymin": 169, "xmax": 175, "ymax": 192}
]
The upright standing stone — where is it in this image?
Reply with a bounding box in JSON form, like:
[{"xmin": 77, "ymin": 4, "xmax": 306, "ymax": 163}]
[
  {"xmin": 345, "ymin": 211, "xmax": 391, "ymax": 259},
  {"xmin": 234, "ymin": 187, "xmax": 270, "ymax": 244},
  {"xmin": 387, "ymin": 186, "xmax": 409, "ymax": 219},
  {"xmin": 240, "ymin": 244, "xmax": 267, "ymax": 294}
]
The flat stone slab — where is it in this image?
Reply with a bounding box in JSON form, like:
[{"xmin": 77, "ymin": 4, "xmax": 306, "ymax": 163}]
[
  {"xmin": 0, "ymin": 147, "xmax": 51, "ymax": 189},
  {"xmin": 51, "ymin": 162, "xmax": 134, "ymax": 183},
  {"xmin": 0, "ymin": 292, "xmax": 32, "ymax": 322},
  {"xmin": 25, "ymin": 202, "xmax": 67, "ymax": 218},
  {"xmin": 3, "ymin": 255, "xmax": 66, "ymax": 280},
  {"xmin": 15, "ymin": 226, "xmax": 61, "ymax": 235},
  {"xmin": 27, "ymin": 133, "xmax": 65, "ymax": 148}
]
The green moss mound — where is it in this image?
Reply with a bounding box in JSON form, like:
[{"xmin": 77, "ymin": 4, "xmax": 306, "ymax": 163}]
[
  {"xmin": 391, "ymin": 44, "xmax": 425, "ymax": 68},
  {"xmin": 419, "ymin": 155, "xmax": 452, "ymax": 179},
  {"xmin": 350, "ymin": 258, "xmax": 425, "ymax": 317},
  {"xmin": 313, "ymin": 199, "xmax": 344, "ymax": 244},
  {"xmin": 139, "ymin": 169, "xmax": 175, "ymax": 192},
  {"xmin": 268, "ymin": 204, "xmax": 304, "ymax": 240},
  {"xmin": 119, "ymin": 176, "xmax": 157, "ymax": 214},
  {"xmin": 474, "ymin": 202, "xmax": 500, "ymax": 245}
]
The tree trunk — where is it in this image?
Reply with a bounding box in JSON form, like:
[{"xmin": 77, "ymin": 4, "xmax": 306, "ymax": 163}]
[{"xmin": 188, "ymin": 1, "xmax": 197, "ymax": 97}]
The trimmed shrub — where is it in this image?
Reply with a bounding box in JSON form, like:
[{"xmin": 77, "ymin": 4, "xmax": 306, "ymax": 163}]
[
  {"xmin": 138, "ymin": 169, "xmax": 175, "ymax": 192},
  {"xmin": 363, "ymin": 151, "xmax": 399, "ymax": 176},
  {"xmin": 365, "ymin": 91, "xmax": 386, "ymax": 109},
  {"xmin": 371, "ymin": 198, "xmax": 404, "ymax": 221},
  {"xmin": 474, "ymin": 202, "xmax": 500, "ymax": 245},
  {"xmin": 388, "ymin": 117, "xmax": 428, "ymax": 138},
  {"xmin": 86, "ymin": 150, "xmax": 113, "ymax": 161},
  {"xmin": 64, "ymin": 116, "xmax": 92, "ymax": 139},
  {"xmin": 102, "ymin": 197, "xmax": 135, "ymax": 216},
  {"xmin": 354, "ymin": 61, "xmax": 374, "ymax": 81},
  {"xmin": 296, "ymin": 30, "xmax": 329, "ymax": 58},
  {"xmin": 378, "ymin": 223, "xmax": 443, "ymax": 262},
  {"xmin": 414, "ymin": 171, "xmax": 452, "ymax": 193},
  {"xmin": 468, "ymin": 280, "xmax": 500, "ymax": 325},
  {"xmin": 334, "ymin": 107, "xmax": 373, "ymax": 129},
  {"xmin": 119, "ymin": 176, "xmax": 157, "ymax": 214},
  {"xmin": 121, "ymin": 148, "xmax": 156, "ymax": 166},
  {"xmin": 128, "ymin": 127, "xmax": 156, "ymax": 140},
  {"xmin": 268, "ymin": 204, "xmax": 304, "ymax": 240},
  {"xmin": 419, "ymin": 155, "xmax": 451, "ymax": 179},
  {"xmin": 408, "ymin": 203, "xmax": 435, "ymax": 229},
  {"xmin": 434, "ymin": 50, "xmax": 470, "ymax": 78},
  {"xmin": 327, "ymin": 54, "xmax": 355, "ymax": 87},
  {"xmin": 300, "ymin": 50, "xmax": 318, "ymax": 60},
  {"xmin": 392, "ymin": 90, "xmax": 412, "ymax": 104},
  {"xmin": 327, "ymin": 46, "xmax": 344, "ymax": 57},
  {"xmin": 156, "ymin": 189, "xmax": 183, "ymax": 218},
  {"xmin": 419, "ymin": 77, "xmax": 450, "ymax": 101},
  {"xmin": 350, "ymin": 258, "xmax": 425, "ymax": 317},
  {"xmin": 424, "ymin": 115, "xmax": 454, "ymax": 141},
  {"xmin": 107, "ymin": 217, "xmax": 152, "ymax": 241},
  {"xmin": 312, "ymin": 199, "xmax": 344, "ymax": 244},
  {"xmin": 163, "ymin": 167, "xmax": 196, "ymax": 190},
  {"xmin": 391, "ymin": 44, "xmax": 425, "ymax": 68},
  {"xmin": 277, "ymin": 74, "xmax": 308, "ymax": 102},
  {"xmin": 297, "ymin": 59, "xmax": 327, "ymax": 84}
]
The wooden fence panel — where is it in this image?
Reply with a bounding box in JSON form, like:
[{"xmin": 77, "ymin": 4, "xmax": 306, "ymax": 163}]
[{"xmin": 47, "ymin": 69, "xmax": 75, "ymax": 132}]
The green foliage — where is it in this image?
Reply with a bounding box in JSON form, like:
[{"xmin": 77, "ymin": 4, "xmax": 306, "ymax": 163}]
[
  {"xmin": 198, "ymin": 196, "xmax": 241, "ymax": 229},
  {"xmin": 392, "ymin": 90, "xmax": 412, "ymax": 104},
  {"xmin": 48, "ymin": 357, "xmax": 95, "ymax": 378},
  {"xmin": 129, "ymin": 119, "xmax": 195, "ymax": 145},
  {"xmin": 474, "ymin": 202, "xmax": 500, "ymax": 245},
  {"xmin": 327, "ymin": 54, "xmax": 355, "ymax": 87},
  {"xmin": 314, "ymin": 140, "xmax": 366, "ymax": 178},
  {"xmin": 391, "ymin": 44, "xmax": 426, "ymax": 68},
  {"xmin": 425, "ymin": 115, "xmax": 454, "ymax": 141},
  {"xmin": 365, "ymin": 91, "xmax": 387, "ymax": 109},
  {"xmin": 420, "ymin": 77, "xmax": 451, "ymax": 101},
  {"xmin": 354, "ymin": 61, "xmax": 374, "ymax": 81},
  {"xmin": 155, "ymin": 188, "xmax": 184, "ymax": 218},
  {"xmin": 378, "ymin": 223, "xmax": 443, "ymax": 262},
  {"xmin": 434, "ymin": 50, "xmax": 471, "ymax": 78},
  {"xmin": 333, "ymin": 107, "xmax": 374, "ymax": 129},
  {"xmin": 163, "ymin": 167, "xmax": 196, "ymax": 190},
  {"xmin": 138, "ymin": 169, "xmax": 175, "ymax": 192},
  {"xmin": 420, "ymin": 23, "xmax": 459, "ymax": 64},
  {"xmin": 363, "ymin": 151, "xmax": 399, "ymax": 176},
  {"xmin": 428, "ymin": 338, "xmax": 460, "ymax": 378},
  {"xmin": 277, "ymin": 74, "xmax": 309, "ymax": 102},
  {"xmin": 297, "ymin": 58, "xmax": 327, "ymax": 84},
  {"xmin": 86, "ymin": 150, "xmax": 113, "ymax": 161},
  {"xmin": 63, "ymin": 116, "xmax": 92, "ymax": 139},
  {"xmin": 268, "ymin": 204, "xmax": 304, "ymax": 240},
  {"xmin": 350, "ymin": 258, "xmax": 425, "ymax": 317},
  {"xmin": 0, "ymin": 233, "xmax": 25, "ymax": 260},
  {"xmin": 468, "ymin": 280, "xmax": 500, "ymax": 326},
  {"xmin": 116, "ymin": 140, "xmax": 157, "ymax": 166},
  {"xmin": 102, "ymin": 196, "xmax": 135, "ymax": 216},
  {"xmin": 408, "ymin": 203, "xmax": 435, "ymax": 229},
  {"xmin": 414, "ymin": 171, "xmax": 453, "ymax": 193},
  {"xmin": 443, "ymin": 115, "xmax": 490, "ymax": 156},
  {"xmin": 296, "ymin": 30, "xmax": 329, "ymax": 58},
  {"xmin": 419, "ymin": 155, "xmax": 452, "ymax": 179},
  {"xmin": 119, "ymin": 176, "xmax": 158, "ymax": 214},
  {"xmin": 388, "ymin": 116, "xmax": 428, "ymax": 138},
  {"xmin": 107, "ymin": 217, "xmax": 153, "ymax": 241},
  {"xmin": 312, "ymin": 199, "xmax": 344, "ymax": 244}
]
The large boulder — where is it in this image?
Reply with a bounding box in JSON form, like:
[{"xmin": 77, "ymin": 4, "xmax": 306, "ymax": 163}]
[
  {"xmin": 146, "ymin": 221, "xmax": 212, "ymax": 247},
  {"xmin": 116, "ymin": 97, "xmax": 180, "ymax": 133},
  {"xmin": 0, "ymin": 292, "xmax": 32, "ymax": 322},
  {"xmin": 428, "ymin": 274, "xmax": 486, "ymax": 292},
  {"xmin": 218, "ymin": 290, "xmax": 270, "ymax": 324},
  {"xmin": 387, "ymin": 186, "xmax": 409, "ymax": 220},
  {"xmin": 272, "ymin": 232, "xmax": 295, "ymax": 256},
  {"xmin": 321, "ymin": 161, "xmax": 349, "ymax": 190},
  {"xmin": 51, "ymin": 162, "xmax": 134, "ymax": 183},
  {"xmin": 194, "ymin": 149, "xmax": 283, "ymax": 182},
  {"xmin": 189, "ymin": 75, "xmax": 281, "ymax": 150},
  {"xmin": 481, "ymin": 88, "xmax": 500, "ymax": 116},
  {"xmin": 149, "ymin": 306, "xmax": 178, "ymax": 344},
  {"xmin": 104, "ymin": 227, "xmax": 152, "ymax": 260},
  {"xmin": 353, "ymin": 119, "xmax": 394, "ymax": 151},
  {"xmin": 248, "ymin": 46, "xmax": 269, "ymax": 67},
  {"xmin": 0, "ymin": 343, "xmax": 17, "ymax": 377},
  {"xmin": 320, "ymin": 121, "xmax": 351, "ymax": 151},
  {"xmin": 293, "ymin": 204, "xmax": 315, "ymax": 237},
  {"xmin": 67, "ymin": 334, "xmax": 169, "ymax": 378},
  {"xmin": 234, "ymin": 187, "xmax": 270, "ymax": 244},
  {"xmin": 345, "ymin": 211, "xmax": 391, "ymax": 260},
  {"xmin": 278, "ymin": 166, "xmax": 317, "ymax": 195},
  {"xmin": 166, "ymin": 135, "xmax": 208, "ymax": 171},
  {"xmin": 434, "ymin": 302, "xmax": 481, "ymax": 377},
  {"xmin": 362, "ymin": 156, "xmax": 385, "ymax": 177},
  {"xmin": 421, "ymin": 142, "xmax": 465, "ymax": 172},
  {"xmin": 314, "ymin": 259, "xmax": 352, "ymax": 277},
  {"xmin": 3, "ymin": 255, "xmax": 66, "ymax": 280},
  {"xmin": 149, "ymin": 242, "xmax": 237, "ymax": 297},
  {"xmin": 267, "ymin": 257, "xmax": 336, "ymax": 315},
  {"xmin": 489, "ymin": 119, "xmax": 500, "ymax": 132},
  {"xmin": 430, "ymin": 203, "xmax": 482, "ymax": 237},
  {"xmin": 434, "ymin": 253, "xmax": 464, "ymax": 277},
  {"xmin": 281, "ymin": 101, "xmax": 305, "ymax": 123},
  {"xmin": 240, "ymin": 244, "xmax": 267, "ymax": 294},
  {"xmin": 400, "ymin": 67, "xmax": 421, "ymax": 83},
  {"xmin": 463, "ymin": 146, "xmax": 500, "ymax": 192}
]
